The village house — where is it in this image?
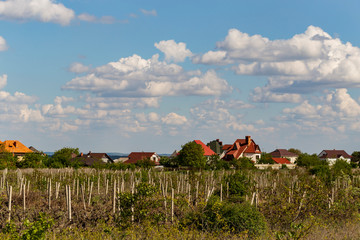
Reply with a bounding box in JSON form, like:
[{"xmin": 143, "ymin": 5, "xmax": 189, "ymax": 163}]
[
  {"xmin": 270, "ymin": 149, "xmax": 299, "ymax": 164},
  {"xmin": 222, "ymin": 136, "xmax": 262, "ymax": 163},
  {"xmin": 124, "ymin": 152, "xmax": 161, "ymax": 165},
  {"xmin": 71, "ymin": 151, "xmax": 114, "ymax": 166},
  {"xmin": 0, "ymin": 140, "xmax": 33, "ymax": 160},
  {"xmin": 318, "ymin": 149, "xmax": 351, "ymax": 165}
]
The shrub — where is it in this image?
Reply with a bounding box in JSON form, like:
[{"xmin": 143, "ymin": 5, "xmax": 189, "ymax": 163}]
[
  {"xmin": 225, "ymin": 171, "xmax": 251, "ymax": 198},
  {"xmin": 184, "ymin": 198, "xmax": 266, "ymax": 237}
]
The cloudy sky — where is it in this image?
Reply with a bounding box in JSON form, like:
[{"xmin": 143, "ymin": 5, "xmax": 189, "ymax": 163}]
[{"xmin": 1, "ymin": 0, "xmax": 360, "ymax": 154}]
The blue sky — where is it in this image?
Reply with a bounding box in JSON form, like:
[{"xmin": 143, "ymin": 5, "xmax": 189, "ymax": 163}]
[{"xmin": 1, "ymin": 0, "xmax": 360, "ymax": 154}]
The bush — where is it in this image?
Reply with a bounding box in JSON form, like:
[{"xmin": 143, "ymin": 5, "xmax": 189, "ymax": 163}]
[
  {"xmin": 332, "ymin": 159, "xmax": 352, "ymax": 177},
  {"xmin": 136, "ymin": 158, "xmax": 156, "ymax": 169},
  {"xmin": 231, "ymin": 157, "xmax": 255, "ymax": 170},
  {"xmin": 184, "ymin": 198, "xmax": 266, "ymax": 237},
  {"xmin": 225, "ymin": 171, "xmax": 251, "ymax": 198}
]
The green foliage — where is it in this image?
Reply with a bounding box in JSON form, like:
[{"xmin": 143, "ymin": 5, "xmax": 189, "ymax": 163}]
[
  {"xmin": 21, "ymin": 213, "xmax": 54, "ymax": 240},
  {"xmin": 178, "ymin": 141, "xmax": 207, "ymax": 169},
  {"xmin": 351, "ymin": 151, "xmax": 360, "ymax": 163},
  {"xmin": 17, "ymin": 152, "xmax": 47, "ymax": 168},
  {"xmin": 159, "ymin": 156, "xmax": 179, "ymax": 168},
  {"xmin": 225, "ymin": 171, "xmax": 251, "ymax": 198},
  {"xmin": 332, "ymin": 159, "xmax": 352, "ymax": 177},
  {"xmin": 184, "ymin": 198, "xmax": 266, "ymax": 237},
  {"xmin": 3, "ymin": 213, "xmax": 53, "ymax": 240},
  {"xmin": 296, "ymin": 153, "xmax": 326, "ymax": 168},
  {"xmin": 231, "ymin": 157, "xmax": 256, "ymax": 170},
  {"xmin": 135, "ymin": 158, "xmax": 156, "ymax": 169},
  {"xmin": 44, "ymin": 147, "xmax": 79, "ymax": 168},
  {"xmin": 258, "ymin": 153, "xmax": 275, "ymax": 164},
  {"xmin": 206, "ymin": 155, "xmax": 230, "ymax": 170},
  {"xmin": 118, "ymin": 182, "xmax": 159, "ymax": 226},
  {"xmin": 288, "ymin": 148, "xmax": 302, "ymax": 155}
]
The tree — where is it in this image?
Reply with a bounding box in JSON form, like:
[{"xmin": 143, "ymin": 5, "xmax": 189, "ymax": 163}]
[
  {"xmin": 17, "ymin": 152, "xmax": 47, "ymax": 168},
  {"xmin": 0, "ymin": 144, "xmax": 17, "ymax": 169},
  {"xmin": 351, "ymin": 151, "xmax": 360, "ymax": 163},
  {"xmin": 288, "ymin": 148, "xmax": 302, "ymax": 155},
  {"xmin": 45, "ymin": 147, "xmax": 79, "ymax": 168},
  {"xmin": 177, "ymin": 141, "xmax": 206, "ymax": 169},
  {"xmin": 258, "ymin": 153, "xmax": 274, "ymax": 164},
  {"xmin": 296, "ymin": 153, "xmax": 326, "ymax": 168}
]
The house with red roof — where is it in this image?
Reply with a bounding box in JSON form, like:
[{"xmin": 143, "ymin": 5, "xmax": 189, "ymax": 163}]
[
  {"xmin": 124, "ymin": 152, "xmax": 160, "ymax": 165},
  {"xmin": 318, "ymin": 149, "xmax": 351, "ymax": 165},
  {"xmin": 270, "ymin": 149, "xmax": 298, "ymax": 164},
  {"xmin": 223, "ymin": 136, "xmax": 261, "ymax": 163},
  {"xmin": 194, "ymin": 140, "xmax": 217, "ymax": 160}
]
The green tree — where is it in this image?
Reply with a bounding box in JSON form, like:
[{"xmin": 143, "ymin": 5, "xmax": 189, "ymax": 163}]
[
  {"xmin": 351, "ymin": 151, "xmax": 360, "ymax": 163},
  {"xmin": 288, "ymin": 148, "xmax": 302, "ymax": 155},
  {"xmin": 332, "ymin": 159, "xmax": 352, "ymax": 177},
  {"xmin": 44, "ymin": 147, "xmax": 79, "ymax": 168},
  {"xmin": 178, "ymin": 141, "xmax": 207, "ymax": 169},
  {"xmin": 296, "ymin": 153, "xmax": 326, "ymax": 168},
  {"xmin": 17, "ymin": 152, "xmax": 47, "ymax": 168},
  {"xmin": 258, "ymin": 153, "xmax": 274, "ymax": 164},
  {"xmin": 0, "ymin": 144, "xmax": 17, "ymax": 169}
]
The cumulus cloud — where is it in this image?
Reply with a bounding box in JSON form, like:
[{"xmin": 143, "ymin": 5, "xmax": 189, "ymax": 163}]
[
  {"xmin": 68, "ymin": 62, "xmax": 90, "ymax": 74},
  {"xmin": 196, "ymin": 26, "xmax": 360, "ymax": 102},
  {"xmin": 140, "ymin": 9, "xmax": 157, "ymax": 16},
  {"xmin": 0, "ymin": 0, "xmax": 75, "ymax": 25},
  {"xmin": 155, "ymin": 40, "xmax": 193, "ymax": 62},
  {"xmin": 281, "ymin": 89, "xmax": 360, "ymax": 133},
  {"xmin": 63, "ymin": 54, "xmax": 231, "ymax": 97},
  {"xmin": 0, "ymin": 36, "xmax": 8, "ymax": 51},
  {"xmin": 161, "ymin": 112, "xmax": 187, "ymax": 125}
]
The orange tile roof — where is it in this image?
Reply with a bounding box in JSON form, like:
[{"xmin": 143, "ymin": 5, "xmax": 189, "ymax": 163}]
[
  {"xmin": 272, "ymin": 158, "xmax": 291, "ymax": 164},
  {"xmin": 194, "ymin": 140, "xmax": 216, "ymax": 156},
  {"xmin": 2, "ymin": 140, "xmax": 33, "ymax": 154},
  {"xmin": 224, "ymin": 136, "xmax": 261, "ymax": 160}
]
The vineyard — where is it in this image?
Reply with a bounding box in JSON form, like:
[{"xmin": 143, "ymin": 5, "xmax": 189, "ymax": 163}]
[{"xmin": 0, "ymin": 167, "xmax": 360, "ymax": 239}]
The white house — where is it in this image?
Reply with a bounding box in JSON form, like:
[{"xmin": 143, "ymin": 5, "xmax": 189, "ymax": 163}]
[{"xmin": 318, "ymin": 149, "xmax": 351, "ymax": 165}]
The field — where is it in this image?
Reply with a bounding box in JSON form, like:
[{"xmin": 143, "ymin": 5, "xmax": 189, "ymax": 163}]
[{"xmin": 0, "ymin": 167, "xmax": 360, "ymax": 239}]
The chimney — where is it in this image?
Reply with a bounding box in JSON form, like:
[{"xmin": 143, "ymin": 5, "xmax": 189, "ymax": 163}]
[
  {"xmin": 80, "ymin": 152, "xmax": 83, "ymax": 157},
  {"xmin": 246, "ymin": 136, "xmax": 251, "ymax": 146}
]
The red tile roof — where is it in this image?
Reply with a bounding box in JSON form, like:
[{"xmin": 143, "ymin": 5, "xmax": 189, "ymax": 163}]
[
  {"xmin": 223, "ymin": 136, "xmax": 261, "ymax": 160},
  {"xmin": 194, "ymin": 140, "xmax": 216, "ymax": 156},
  {"xmin": 272, "ymin": 157, "xmax": 291, "ymax": 164}
]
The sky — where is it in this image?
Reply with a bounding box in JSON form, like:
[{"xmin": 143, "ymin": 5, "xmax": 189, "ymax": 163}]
[{"xmin": 1, "ymin": 0, "xmax": 360, "ymax": 154}]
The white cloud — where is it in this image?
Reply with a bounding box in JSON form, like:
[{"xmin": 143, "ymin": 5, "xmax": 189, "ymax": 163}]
[
  {"xmin": 196, "ymin": 26, "xmax": 360, "ymax": 102},
  {"xmin": 0, "ymin": 36, "xmax": 8, "ymax": 51},
  {"xmin": 251, "ymin": 86, "xmax": 302, "ymax": 103},
  {"xmin": 0, "ymin": 0, "xmax": 75, "ymax": 25},
  {"xmin": 162, "ymin": 112, "xmax": 187, "ymax": 125},
  {"xmin": 155, "ymin": 40, "xmax": 193, "ymax": 62},
  {"xmin": 280, "ymin": 89, "xmax": 360, "ymax": 134},
  {"xmin": 78, "ymin": 13, "xmax": 122, "ymax": 24},
  {"xmin": 0, "ymin": 74, "xmax": 7, "ymax": 89},
  {"xmin": 140, "ymin": 9, "xmax": 157, "ymax": 16},
  {"xmin": 63, "ymin": 54, "xmax": 231, "ymax": 97},
  {"xmin": 68, "ymin": 62, "xmax": 90, "ymax": 74}
]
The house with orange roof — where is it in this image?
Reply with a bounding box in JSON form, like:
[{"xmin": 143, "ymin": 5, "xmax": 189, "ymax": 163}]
[
  {"xmin": 223, "ymin": 136, "xmax": 261, "ymax": 163},
  {"xmin": 1, "ymin": 140, "xmax": 33, "ymax": 160}
]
